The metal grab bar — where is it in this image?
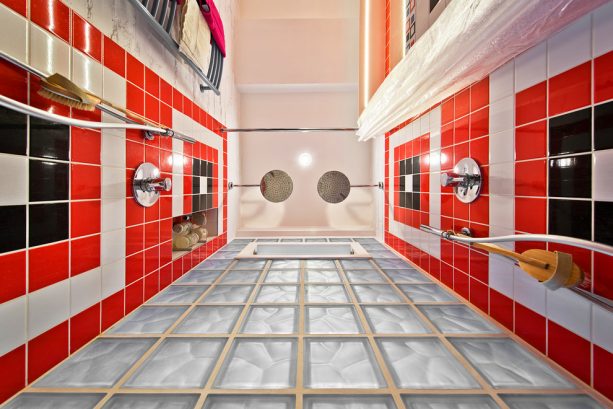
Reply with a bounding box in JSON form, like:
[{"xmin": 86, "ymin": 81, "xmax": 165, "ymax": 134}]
[
  {"xmin": 420, "ymin": 224, "xmax": 613, "ymax": 257},
  {"xmin": 0, "ymin": 95, "xmax": 196, "ymax": 144},
  {"xmin": 221, "ymin": 127, "xmax": 359, "ymax": 133}
]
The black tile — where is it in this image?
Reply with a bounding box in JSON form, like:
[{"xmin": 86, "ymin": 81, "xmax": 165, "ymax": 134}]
[
  {"xmin": 399, "ymin": 191, "xmax": 406, "ymax": 207},
  {"xmin": 399, "ymin": 160, "xmax": 406, "ymax": 175},
  {"xmin": 0, "ymin": 205, "xmax": 26, "ymax": 253},
  {"xmin": 595, "ymin": 201, "xmax": 613, "ymax": 246},
  {"xmin": 0, "ymin": 106, "xmax": 27, "ymax": 155},
  {"xmin": 29, "ymin": 160, "xmax": 69, "ymax": 202},
  {"xmin": 206, "ymin": 194, "xmax": 213, "ymax": 210},
  {"xmin": 207, "ymin": 162, "xmax": 213, "ymax": 176},
  {"xmin": 549, "ymin": 108, "xmax": 591, "ymax": 156},
  {"xmin": 207, "ymin": 177, "xmax": 213, "ymax": 192},
  {"xmin": 412, "ymin": 156, "xmax": 420, "ymax": 174},
  {"xmin": 193, "ymin": 158, "xmax": 200, "ymax": 176},
  {"xmin": 29, "ymin": 117, "xmax": 70, "ymax": 160},
  {"xmin": 192, "ymin": 194, "xmax": 200, "ymax": 213},
  {"xmin": 412, "ymin": 174, "xmax": 420, "ymax": 192},
  {"xmin": 548, "ymin": 199, "xmax": 591, "ymax": 240},
  {"xmin": 399, "ymin": 176, "xmax": 405, "ymax": 192},
  {"xmin": 405, "ymin": 192, "xmax": 413, "ymax": 209},
  {"xmin": 200, "ymin": 194, "xmax": 207, "ymax": 211},
  {"xmin": 595, "ymin": 101, "xmax": 613, "ymax": 151},
  {"xmin": 430, "ymin": 0, "xmax": 440, "ymax": 12},
  {"xmin": 193, "ymin": 176, "xmax": 200, "ymax": 195},
  {"xmin": 201, "ymin": 161, "xmax": 208, "ymax": 177},
  {"xmin": 29, "ymin": 202, "xmax": 69, "ymax": 246},
  {"xmin": 412, "ymin": 192, "xmax": 420, "ymax": 211},
  {"xmin": 548, "ymin": 155, "xmax": 592, "ymax": 198}
]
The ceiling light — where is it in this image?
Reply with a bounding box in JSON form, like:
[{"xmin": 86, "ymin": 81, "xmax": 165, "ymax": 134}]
[{"xmin": 298, "ymin": 152, "xmax": 313, "ymax": 168}]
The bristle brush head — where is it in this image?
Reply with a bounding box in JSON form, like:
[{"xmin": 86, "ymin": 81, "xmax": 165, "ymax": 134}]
[{"xmin": 37, "ymin": 87, "xmax": 97, "ymax": 111}]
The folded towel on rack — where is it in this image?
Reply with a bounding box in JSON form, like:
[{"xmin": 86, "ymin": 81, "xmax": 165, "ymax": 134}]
[
  {"xmin": 198, "ymin": 0, "xmax": 226, "ymax": 57},
  {"xmin": 172, "ymin": 0, "xmax": 213, "ymax": 74}
]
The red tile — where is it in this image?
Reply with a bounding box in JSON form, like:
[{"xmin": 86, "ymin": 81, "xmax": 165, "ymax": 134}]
[
  {"xmin": 454, "ymin": 197, "xmax": 469, "ymax": 221},
  {"xmin": 126, "ymin": 82, "xmax": 144, "ymax": 116},
  {"xmin": 126, "ymin": 225, "xmax": 144, "ymax": 256},
  {"xmin": 183, "ymin": 195, "xmax": 192, "ymax": 215},
  {"xmin": 71, "ymin": 164, "xmax": 101, "ymax": 200},
  {"xmin": 515, "ymin": 121, "xmax": 547, "ymax": 160},
  {"xmin": 145, "ymin": 245, "xmax": 159, "ymax": 274},
  {"xmin": 172, "ymin": 258, "xmax": 184, "ymax": 279},
  {"xmin": 0, "ymin": 251, "xmax": 26, "ymax": 303},
  {"xmin": 71, "ymin": 200, "xmax": 101, "ymax": 238},
  {"xmin": 30, "ymin": 0, "xmax": 70, "ymax": 42},
  {"xmin": 453, "ymin": 142, "xmax": 469, "ymax": 166},
  {"xmin": 28, "ymin": 321, "xmax": 68, "ymax": 382},
  {"xmin": 160, "ymin": 79, "xmax": 172, "ymax": 106},
  {"xmin": 594, "ymin": 252, "xmax": 613, "ymax": 300},
  {"xmin": 440, "ymin": 262, "xmax": 454, "ymax": 287},
  {"xmin": 145, "ymin": 68, "xmax": 160, "ymax": 97},
  {"xmin": 126, "ymin": 140, "xmax": 145, "ymax": 169},
  {"xmin": 101, "ymin": 290, "xmax": 124, "ymax": 330},
  {"xmin": 454, "ymin": 88, "xmax": 470, "ymax": 119},
  {"xmin": 145, "ymin": 145, "xmax": 159, "ymax": 169},
  {"xmin": 0, "ymin": 59, "xmax": 28, "ymax": 103},
  {"xmin": 160, "ymin": 196, "xmax": 172, "ymax": 219},
  {"xmin": 441, "ymin": 123, "xmax": 454, "ymax": 148},
  {"xmin": 469, "ymin": 249, "xmax": 489, "ymax": 283},
  {"xmin": 454, "ymin": 269, "xmax": 469, "ymax": 299},
  {"xmin": 125, "ymin": 279, "xmax": 144, "ymax": 313},
  {"xmin": 515, "ymin": 159, "xmax": 546, "ymax": 196},
  {"xmin": 71, "ymin": 127, "xmax": 101, "ymax": 164},
  {"xmin": 470, "ymin": 195, "xmax": 489, "ymax": 225},
  {"xmin": 145, "ymin": 93, "xmax": 159, "ymax": 123},
  {"xmin": 514, "ymin": 303, "xmax": 546, "ymax": 353},
  {"xmin": 0, "ymin": 345, "xmax": 25, "ymax": 404},
  {"xmin": 470, "ymin": 77, "xmax": 489, "ymax": 111},
  {"xmin": 160, "ymin": 149, "xmax": 173, "ymax": 173},
  {"xmin": 172, "ymin": 88, "xmax": 183, "ymax": 111},
  {"xmin": 160, "ymin": 103, "xmax": 173, "ymax": 133},
  {"xmin": 470, "ymin": 278, "xmax": 488, "ymax": 313},
  {"xmin": 160, "ymin": 264, "xmax": 172, "ymax": 288},
  {"xmin": 516, "ymin": 82, "xmax": 547, "ymax": 126},
  {"xmin": 144, "ymin": 221, "xmax": 160, "ymax": 248},
  {"xmin": 103, "ymin": 36, "xmax": 125, "ymax": 76},
  {"xmin": 29, "ymin": 242, "xmax": 69, "ymax": 292},
  {"xmin": 72, "ymin": 13, "xmax": 102, "ymax": 61},
  {"xmin": 442, "ymin": 97, "xmax": 454, "ymax": 124},
  {"xmin": 594, "ymin": 345, "xmax": 613, "ymax": 401},
  {"xmin": 144, "ymin": 270, "xmax": 159, "ymax": 300},
  {"xmin": 160, "ymin": 240, "xmax": 172, "ymax": 267},
  {"xmin": 453, "ymin": 243, "xmax": 469, "ymax": 273},
  {"xmin": 595, "ymin": 50, "xmax": 613, "ymax": 103},
  {"xmin": 2, "ymin": 0, "xmax": 26, "ymax": 16},
  {"xmin": 126, "ymin": 251, "xmax": 144, "ymax": 285},
  {"xmin": 549, "ymin": 62, "xmax": 591, "ymax": 117},
  {"xmin": 547, "ymin": 320, "xmax": 590, "ymax": 383},
  {"xmin": 515, "ymin": 197, "xmax": 546, "ymax": 234},
  {"xmin": 126, "ymin": 198, "xmax": 144, "ymax": 226},
  {"xmin": 126, "ymin": 53, "xmax": 144, "ymax": 88},
  {"xmin": 469, "ymin": 135, "xmax": 489, "ymax": 166},
  {"xmin": 470, "ymin": 107, "xmax": 489, "ymax": 139},
  {"xmin": 69, "ymin": 303, "xmax": 100, "ymax": 353},
  {"xmin": 454, "ymin": 116, "xmax": 469, "ymax": 144},
  {"xmin": 490, "ymin": 289, "xmax": 513, "ymax": 330},
  {"xmin": 70, "ymin": 235, "xmax": 100, "ymax": 276},
  {"xmin": 145, "ymin": 200, "xmax": 160, "ymax": 222},
  {"xmin": 184, "ymin": 175, "xmax": 192, "ymax": 195}
]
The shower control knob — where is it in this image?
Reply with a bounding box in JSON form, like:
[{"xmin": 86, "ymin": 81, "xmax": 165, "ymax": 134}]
[
  {"xmin": 133, "ymin": 162, "xmax": 171, "ymax": 207},
  {"xmin": 143, "ymin": 177, "xmax": 172, "ymax": 192},
  {"xmin": 440, "ymin": 173, "xmax": 465, "ymax": 187}
]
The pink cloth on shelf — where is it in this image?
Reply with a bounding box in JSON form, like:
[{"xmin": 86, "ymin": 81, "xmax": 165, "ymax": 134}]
[{"xmin": 198, "ymin": 0, "xmax": 226, "ymax": 57}]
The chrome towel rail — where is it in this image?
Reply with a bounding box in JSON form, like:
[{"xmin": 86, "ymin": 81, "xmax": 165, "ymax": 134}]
[
  {"xmin": 420, "ymin": 224, "xmax": 613, "ymax": 257},
  {"xmin": 220, "ymin": 127, "xmax": 359, "ymax": 133}
]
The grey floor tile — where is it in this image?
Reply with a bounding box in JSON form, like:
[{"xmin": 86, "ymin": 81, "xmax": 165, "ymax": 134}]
[
  {"xmin": 233, "ymin": 260, "xmax": 267, "ymax": 270},
  {"xmin": 220, "ymin": 270, "xmax": 261, "ymax": 283},
  {"xmin": 306, "ymin": 306, "xmax": 362, "ymax": 334},
  {"xmin": 241, "ymin": 306, "xmax": 298, "ymax": 334},
  {"xmin": 270, "ymin": 259, "xmax": 301, "ymax": 269},
  {"xmin": 108, "ymin": 306, "xmax": 187, "ymax": 334},
  {"xmin": 280, "ymin": 239, "xmax": 303, "ymax": 243},
  {"xmin": 304, "ymin": 396, "xmax": 397, "ymax": 409},
  {"xmin": 102, "ymin": 394, "xmax": 199, "ymax": 409},
  {"xmin": 340, "ymin": 259, "xmax": 373, "ymax": 269},
  {"xmin": 177, "ymin": 270, "xmax": 223, "ymax": 284},
  {"xmin": 419, "ymin": 305, "xmax": 500, "ymax": 334},
  {"xmin": 402, "ymin": 395, "xmax": 499, "ymax": 409},
  {"xmin": 363, "ymin": 306, "xmax": 430, "ymax": 334},
  {"xmin": 451, "ymin": 338, "xmax": 573, "ymax": 389},
  {"xmin": 306, "ymin": 285, "xmax": 349, "ymax": 303},
  {"xmin": 203, "ymin": 395, "xmax": 295, "ymax": 409},
  {"xmin": 256, "ymin": 238, "xmax": 279, "ymax": 242},
  {"xmin": 148, "ymin": 286, "xmax": 208, "ymax": 304},
  {"xmin": 174, "ymin": 306, "xmax": 243, "ymax": 334},
  {"xmin": 305, "ymin": 238, "xmax": 328, "ymax": 242},
  {"xmin": 377, "ymin": 338, "xmax": 479, "ymax": 389},
  {"xmin": 3, "ymin": 393, "xmax": 104, "ymax": 409},
  {"xmin": 255, "ymin": 285, "xmax": 299, "ymax": 303},
  {"xmin": 214, "ymin": 339, "xmax": 297, "ymax": 389},
  {"xmin": 35, "ymin": 338, "xmax": 156, "ymax": 388},
  {"xmin": 196, "ymin": 259, "xmax": 233, "ymax": 270},
  {"xmin": 265, "ymin": 269, "xmax": 300, "ymax": 283},
  {"xmin": 374, "ymin": 259, "xmax": 410, "ymax": 269},
  {"xmin": 369, "ymin": 250, "xmax": 397, "ymax": 259},
  {"xmin": 305, "ymin": 259, "xmax": 337, "ymax": 269},
  {"xmin": 124, "ymin": 338, "xmax": 225, "ymax": 388},
  {"xmin": 210, "ymin": 251, "xmax": 239, "ymax": 260},
  {"xmin": 383, "ymin": 269, "xmax": 431, "ymax": 283},
  {"xmin": 398, "ymin": 284, "xmax": 458, "ymax": 302},
  {"xmin": 328, "ymin": 238, "xmax": 353, "ymax": 242},
  {"xmin": 501, "ymin": 394, "xmax": 605, "ymax": 409},
  {"xmin": 352, "ymin": 285, "xmax": 404, "ymax": 303},
  {"xmin": 345, "ymin": 269, "xmax": 388, "ymax": 283},
  {"xmin": 202, "ymin": 285, "xmax": 254, "ymax": 303},
  {"xmin": 306, "ymin": 269, "xmax": 342, "ymax": 283},
  {"xmin": 305, "ymin": 338, "xmax": 386, "ymax": 389}
]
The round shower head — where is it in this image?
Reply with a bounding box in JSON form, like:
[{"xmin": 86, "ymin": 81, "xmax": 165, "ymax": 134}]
[
  {"xmin": 260, "ymin": 170, "xmax": 293, "ymax": 203},
  {"xmin": 318, "ymin": 170, "xmax": 351, "ymax": 203}
]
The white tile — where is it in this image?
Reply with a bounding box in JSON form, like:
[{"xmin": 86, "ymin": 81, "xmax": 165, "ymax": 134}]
[
  {"xmin": 593, "ymin": 304, "xmax": 613, "ymax": 353},
  {"xmin": 72, "ymin": 49, "xmax": 103, "ymax": 96},
  {"xmin": 429, "ymin": 149, "xmax": 441, "ymax": 172},
  {"xmin": 489, "ymin": 95, "xmax": 514, "ymax": 135},
  {"xmin": 429, "ymin": 106, "xmax": 441, "ymax": 148},
  {"xmin": 102, "ymin": 67, "xmax": 126, "ymax": 107},
  {"xmin": 29, "ymin": 23, "xmax": 71, "ymax": 78},
  {"xmin": 0, "ymin": 5, "xmax": 27, "ymax": 65},
  {"xmin": 172, "ymin": 135, "xmax": 184, "ymax": 154},
  {"xmin": 0, "ymin": 296, "xmax": 26, "ymax": 356},
  {"xmin": 489, "ymin": 255, "xmax": 514, "ymax": 298},
  {"xmin": 101, "ymin": 228, "xmax": 126, "ymax": 266},
  {"xmin": 70, "ymin": 267, "xmax": 101, "ymax": 316},
  {"xmin": 489, "ymin": 129, "xmax": 514, "ymax": 164},
  {"xmin": 593, "ymin": 150, "xmax": 613, "ymax": 201},
  {"xmin": 101, "ymin": 133, "xmax": 126, "ymax": 168},
  {"xmin": 515, "ymin": 41, "xmax": 547, "ymax": 92},
  {"xmin": 0, "ymin": 154, "xmax": 27, "ymax": 205},
  {"xmin": 488, "ymin": 163, "xmax": 514, "ymax": 196},
  {"xmin": 546, "ymin": 288, "xmax": 591, "ymax": 340},
  {"xmin": 172, "ymin": 173, "xmax": 184, "ymax": 217},
  {"xmin": 490, "ymin": 60, "xmax": 514, "ymax": 103},
  {"xmin": 593, "ymin": 1, "xmax": 613, "ymax": 57},
  {"xmin": 102, "ymin": 166, "xmax": 126, "ymax": 199},
  {"xmin": 429, "ymin": 170, "xmax": 441, "ymax": 196},
  {"xmin": 101, "ymin": 197, "xmax": 126, "ymax": 232},
  {"xmin": 489, "ymin": 195, "xmax": 514, "ymax": 230},
  {"xmin": 28, "ymin": 279, "xmax": 70, "ymax": 339},
  {"xmin": 513, "ymin": 267, "xmax": 546, "ymax": 315},
  {"xmin": 172, "ymin": 153, "xmax": 184, "ymax": 175},
  {"xmin": 419, "ymin": 112, "xmax": 430, "ymax": 135},
  {"xmin": 548, "ymin": 14, "xmax": 591, "ymax": 77},
  {"xmin": 101, "ymin": 259, "xmax": 125, "ymax": 299}
]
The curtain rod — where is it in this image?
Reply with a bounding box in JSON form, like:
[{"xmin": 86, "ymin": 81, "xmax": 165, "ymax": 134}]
[{"xmin": 221, "ymin": 127, "xmax": 358, "ymax": 133}]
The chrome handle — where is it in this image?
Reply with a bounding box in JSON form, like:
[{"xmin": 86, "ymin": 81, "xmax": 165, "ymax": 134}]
[
  {"xmin": 142, "ymin": 177, "xmax": 172, "ymax": 192},
  {"xmin": 440, "ymin": 173, "xmax": 465, "ymax": 187}
]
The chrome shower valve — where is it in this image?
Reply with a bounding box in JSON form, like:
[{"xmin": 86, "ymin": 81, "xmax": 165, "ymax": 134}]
[
  {"xmin": 133, "ymin": 162, "xmax": 171, "ymax": 207},
  {"xmin": 440, "ymin": 157, "xmax": 482, "ymax": 203}
]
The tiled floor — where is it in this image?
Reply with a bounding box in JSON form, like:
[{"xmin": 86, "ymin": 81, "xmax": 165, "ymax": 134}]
[{"xmin": 4, "ymin": 238, "xmax": 607, "ymax": 409}]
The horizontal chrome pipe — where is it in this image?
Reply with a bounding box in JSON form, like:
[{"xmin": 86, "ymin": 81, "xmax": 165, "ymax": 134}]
[
  {"xmin": 420, "ymin": 224, "xmax": 613, "ymax": 257},
  {"xmin": 221, "ymin": 127, "xmax": 359, "ymax": 133}
]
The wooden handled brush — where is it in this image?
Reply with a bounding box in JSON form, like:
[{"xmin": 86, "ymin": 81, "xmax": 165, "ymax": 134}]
[{"xmin": 457, "ymin": 234, "xmax": 584, "ymax": 289}]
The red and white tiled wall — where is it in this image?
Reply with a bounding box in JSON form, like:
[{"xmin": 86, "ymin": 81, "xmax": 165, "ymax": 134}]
[
  {"xmin": 384, "ymin": 4, "xmax": 613, "ymax": 401},
  {"xmin": 0, "ymin": 0, "xmax": 230, "ymax": 402}
]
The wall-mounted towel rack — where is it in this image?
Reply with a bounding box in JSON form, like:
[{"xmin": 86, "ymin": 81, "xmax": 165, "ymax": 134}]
[{"xmin": 127, "ymin": 0, "xmax": 223, "ymax": 95}]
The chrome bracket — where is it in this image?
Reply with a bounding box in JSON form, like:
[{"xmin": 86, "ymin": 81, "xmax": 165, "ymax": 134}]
[
  {"xmin": 133, "ymin": 162, "xmax": 172, "ymax": 207},
  {"xmin": 440, "ymin": 157, "xmax": 482, "ymax": 203}
]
